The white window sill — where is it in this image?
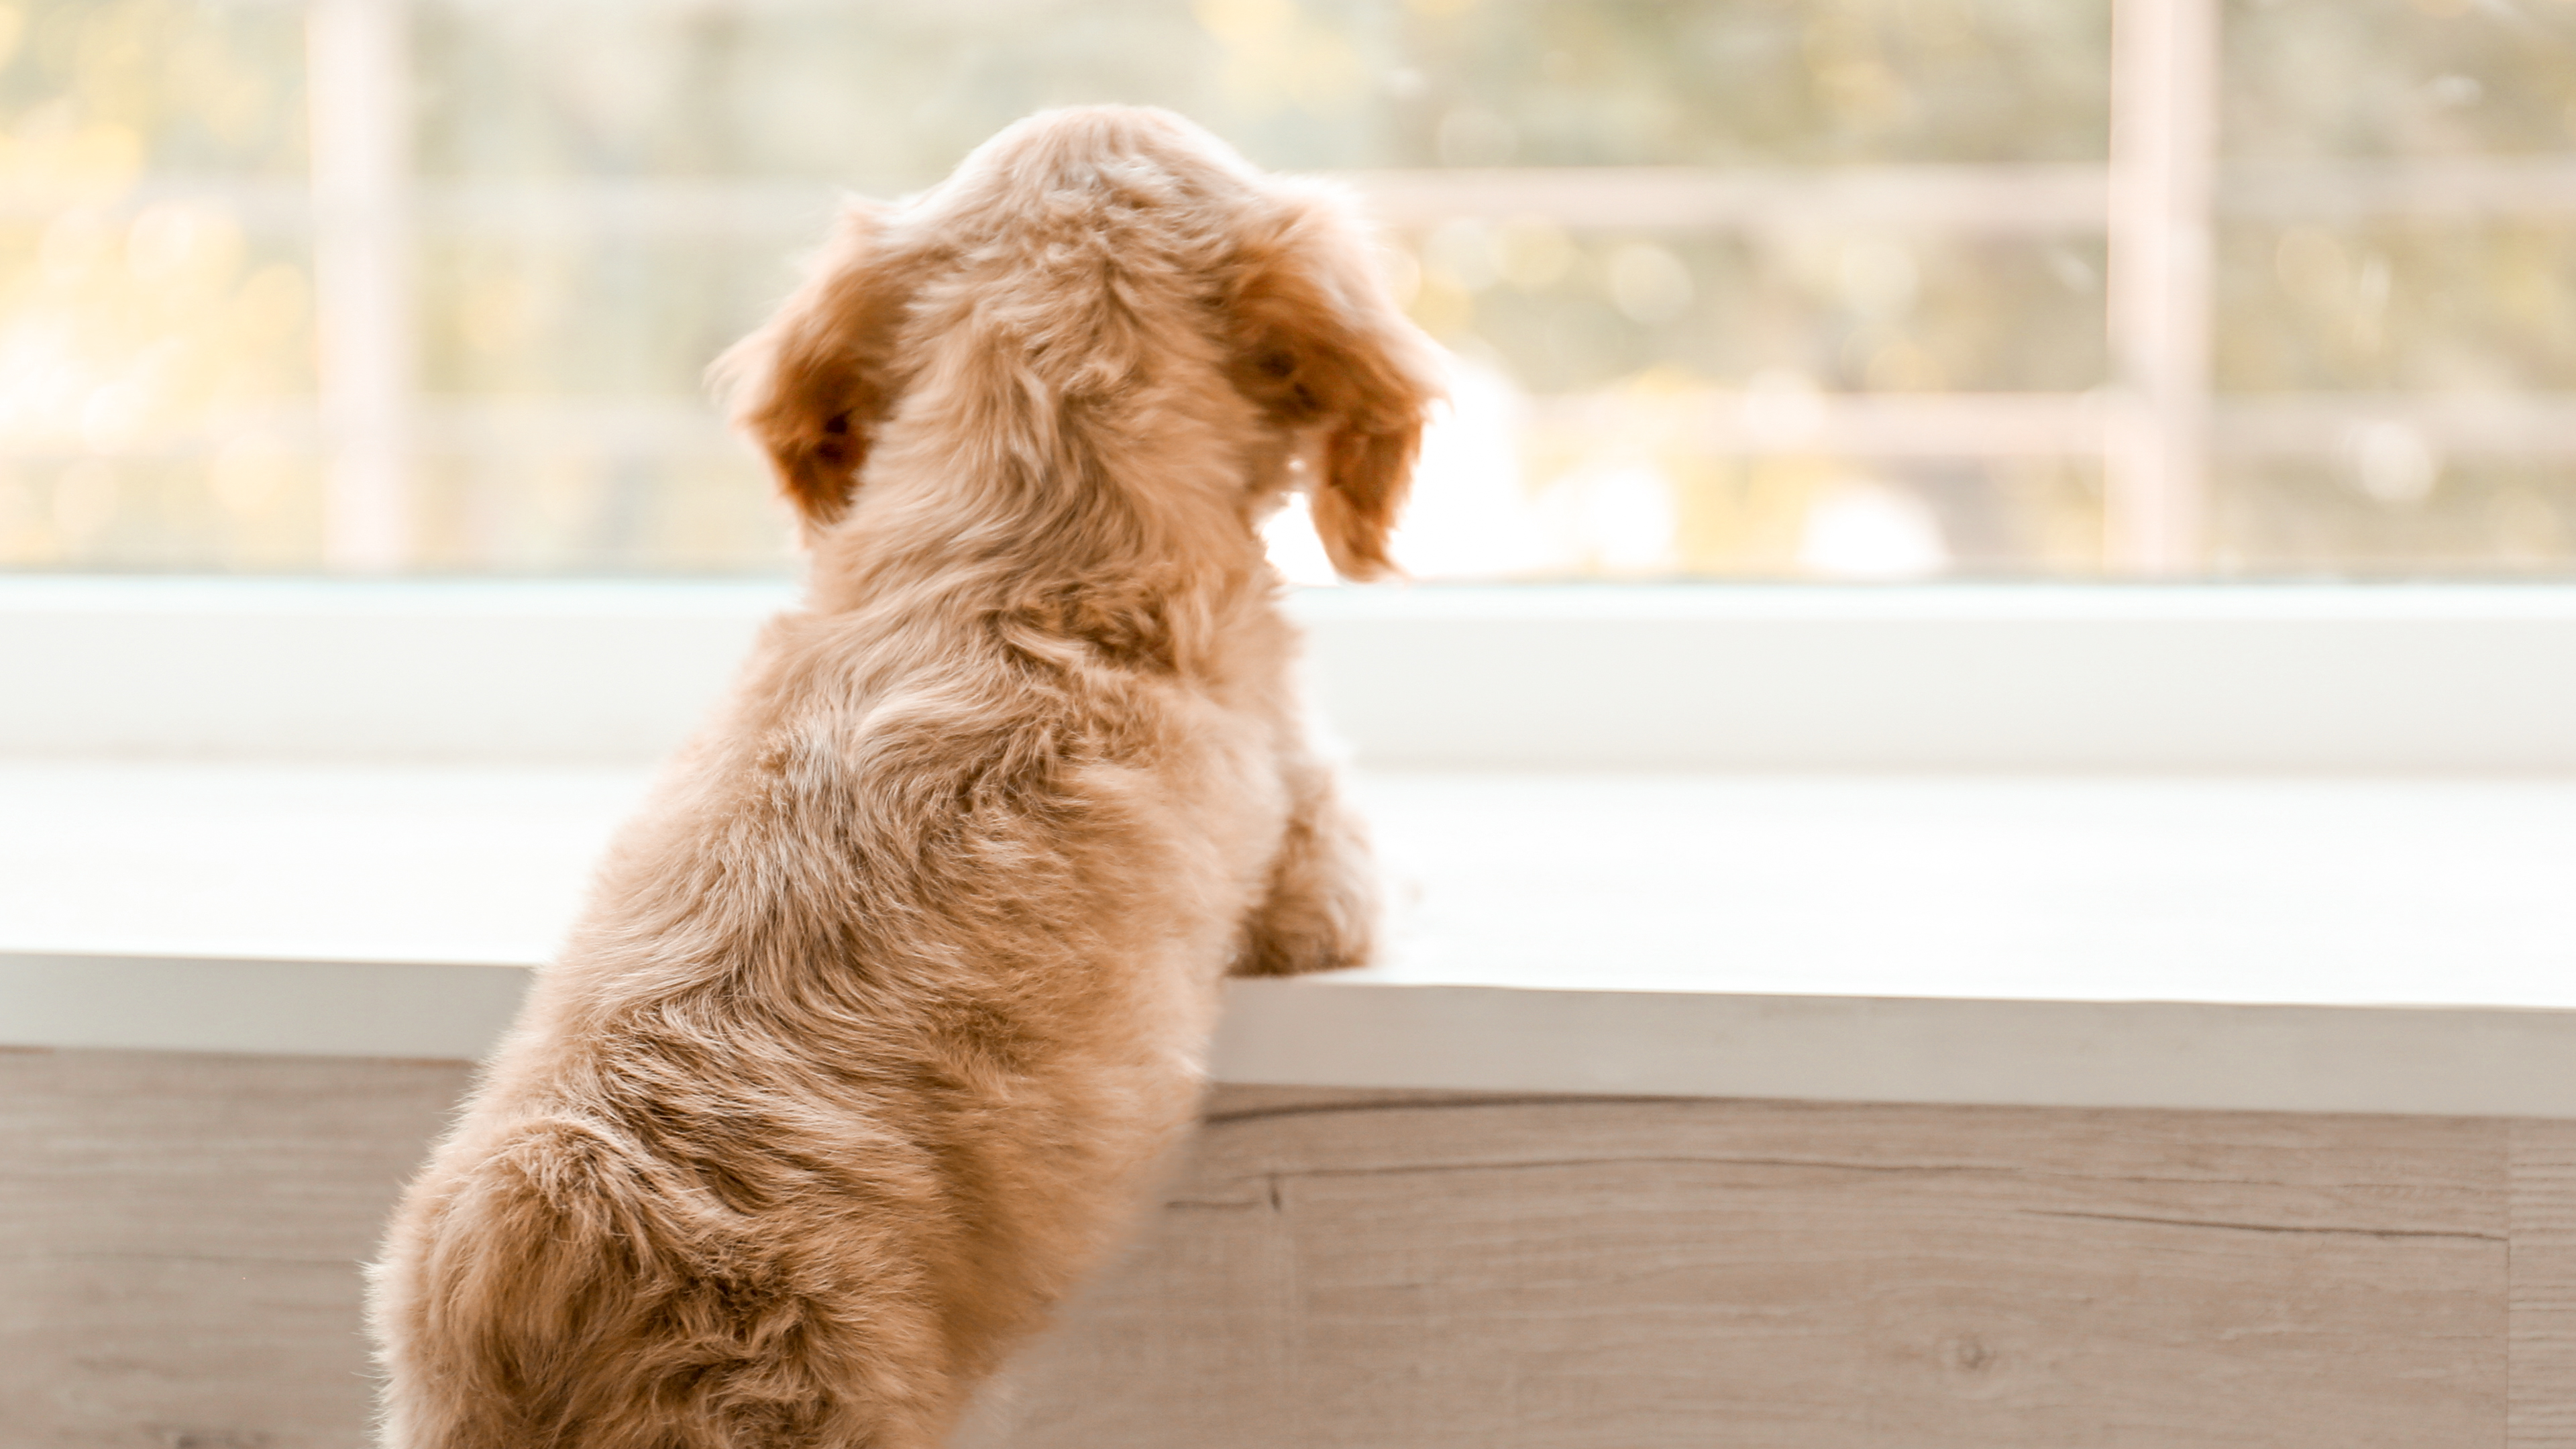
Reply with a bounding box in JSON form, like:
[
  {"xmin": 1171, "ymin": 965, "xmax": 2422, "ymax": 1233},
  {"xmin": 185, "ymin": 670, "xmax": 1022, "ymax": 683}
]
[{"xmin": 5, "ymin": 759, "xmax": 2575, "ymax": 1119}]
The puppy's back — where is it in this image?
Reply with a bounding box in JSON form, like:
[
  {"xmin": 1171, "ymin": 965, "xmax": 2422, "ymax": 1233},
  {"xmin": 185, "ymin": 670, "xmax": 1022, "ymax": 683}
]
[{"xmin": 372, "ymin": 604, "xmax": 1257, "ymax": 1449}]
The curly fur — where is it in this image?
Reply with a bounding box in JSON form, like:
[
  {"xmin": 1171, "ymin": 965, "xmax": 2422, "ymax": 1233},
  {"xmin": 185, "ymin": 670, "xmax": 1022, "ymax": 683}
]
[{"xmin": 364, "ymin": 107, "xmax": 1442, "ymax": 1448}]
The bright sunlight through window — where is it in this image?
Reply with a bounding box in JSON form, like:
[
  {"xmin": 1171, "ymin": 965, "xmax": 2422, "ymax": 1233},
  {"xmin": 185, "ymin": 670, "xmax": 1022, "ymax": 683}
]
[{"xmin": 1, "ymin": 0, "xmax": 2573, "ymax": 581}]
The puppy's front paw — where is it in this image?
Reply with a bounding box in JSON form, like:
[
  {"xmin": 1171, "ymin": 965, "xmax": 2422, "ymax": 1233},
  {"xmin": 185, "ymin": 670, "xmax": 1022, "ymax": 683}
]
[
  {"xmin": 1237, "ymin": 773, "xmax": 1383, "ymax": 977},
  {"xmin": 1232, "ymin": 883, "xmax": 1377, "ymax": 977},
  {"xmin": 1235, "ymin": 921, "xmax": 1371, "ymax": 977}
]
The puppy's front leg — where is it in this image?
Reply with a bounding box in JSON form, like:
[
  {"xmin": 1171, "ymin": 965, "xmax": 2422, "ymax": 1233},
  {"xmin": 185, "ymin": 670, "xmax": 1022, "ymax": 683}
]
[{"xmin": 1235, "ymin": 759, "xmax": 1379, "ymax": 977}]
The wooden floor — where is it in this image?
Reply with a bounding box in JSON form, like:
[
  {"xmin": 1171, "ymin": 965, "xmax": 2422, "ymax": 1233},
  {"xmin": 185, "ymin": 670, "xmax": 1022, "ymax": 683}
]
[{"xmin": 4, "ymin": 1047, "xmax": 2569, "ymax": 1448}]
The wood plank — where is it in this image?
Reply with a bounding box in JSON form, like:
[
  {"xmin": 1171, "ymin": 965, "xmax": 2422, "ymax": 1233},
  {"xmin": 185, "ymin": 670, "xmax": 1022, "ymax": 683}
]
[
  {"xmin": 0, "ymin": 1057, "xmax": 2523, "ymax": 1448},
  {"xmin": 969, "ymin": 1090, "xmax": 2507, "ymax": 1449},
  {"xmin": 0, "ymin": 1046, "xmax": 471, "ymax": 1449},
  {"xmin": 2514, "ymin": 1119, "xmax": 2576, "ymax": 1445}
]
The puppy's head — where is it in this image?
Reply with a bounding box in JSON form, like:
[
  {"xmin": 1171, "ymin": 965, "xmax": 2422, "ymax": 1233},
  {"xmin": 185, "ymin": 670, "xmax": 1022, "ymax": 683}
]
[{"xmin": 715, "ymin": 107, "xmax": 1444, "ymax": 580}]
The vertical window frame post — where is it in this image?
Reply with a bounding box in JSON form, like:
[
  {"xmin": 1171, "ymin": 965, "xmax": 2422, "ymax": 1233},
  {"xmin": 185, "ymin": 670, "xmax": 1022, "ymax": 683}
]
[
  {"xmin": 2107, "ymin": 0, "xmax": 2220, "ymax": 575},
  {"xmin": 307, "ymin": 0, "xmax": 417, "ymax": 574}
]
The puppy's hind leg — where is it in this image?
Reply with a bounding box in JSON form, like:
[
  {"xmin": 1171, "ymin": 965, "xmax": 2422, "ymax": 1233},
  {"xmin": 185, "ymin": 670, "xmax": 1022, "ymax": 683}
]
[
  {"xmin": 370, "ymin": 1115, "xmax": 950, "ymax": 1449},
  {"xmin": 1234, "ymin": 758, "xmax": 1381, "ymax": 978}
]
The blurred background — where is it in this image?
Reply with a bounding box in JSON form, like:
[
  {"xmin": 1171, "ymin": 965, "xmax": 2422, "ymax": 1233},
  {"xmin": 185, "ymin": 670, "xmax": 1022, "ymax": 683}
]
[{"xmin": 0, "ymin": 0, "xmax": 2569, "ymax": 582}]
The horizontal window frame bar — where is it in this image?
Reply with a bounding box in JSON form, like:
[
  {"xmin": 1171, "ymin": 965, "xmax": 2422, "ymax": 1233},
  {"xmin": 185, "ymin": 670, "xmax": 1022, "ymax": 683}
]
[
  {"xmin": 6, "ymin": 578, "xmax": 2576, "ymax": 771},
  {"xmin": 18, "ymin": 162, "xmax": 2576, "ymax": 240},
  {"xmin": 1340, "ymin": 166, "xmax": 2110, "ymax": 231},
  {"xmin": 25, "ymin": 393, "xmax": 2576, "ymax": 462}
]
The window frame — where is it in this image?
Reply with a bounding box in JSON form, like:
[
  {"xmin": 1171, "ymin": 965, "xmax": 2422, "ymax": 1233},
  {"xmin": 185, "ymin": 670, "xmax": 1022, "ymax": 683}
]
[{"xmin": 8, "ymin": 575, "xmax": 2576, "ymax": 772}]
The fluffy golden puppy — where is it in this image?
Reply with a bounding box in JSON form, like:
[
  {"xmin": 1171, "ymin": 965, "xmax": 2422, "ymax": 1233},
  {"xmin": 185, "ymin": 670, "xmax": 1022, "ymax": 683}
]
[{"xmin": 366, "ymin": 106, "xmax": 1440, "ymax": 1448}]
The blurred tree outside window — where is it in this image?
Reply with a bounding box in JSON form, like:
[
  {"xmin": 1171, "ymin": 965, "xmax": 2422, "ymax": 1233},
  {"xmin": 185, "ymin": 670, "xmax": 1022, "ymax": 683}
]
[{"xmin": 0, "ymin": 0, "xmax": 2571, "ymax": 580}]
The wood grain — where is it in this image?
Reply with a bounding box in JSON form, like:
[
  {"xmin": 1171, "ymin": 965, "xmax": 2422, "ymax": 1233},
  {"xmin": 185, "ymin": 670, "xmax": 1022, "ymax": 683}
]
[
  {"xmin": 0, "ymin": 1046, "xmax": 470, "ymax": 1449},
  {"xmin": 967, "ymin": 1088, "xmax": 2508, "ymax": 1449},
  {"xmin": 2514, "ymin": 1118, "xmax": 2576, "ymax": 1445},
  {"xmin": 0, "ymin": 1053, "xmax": 2544, "ymax": 1448}
]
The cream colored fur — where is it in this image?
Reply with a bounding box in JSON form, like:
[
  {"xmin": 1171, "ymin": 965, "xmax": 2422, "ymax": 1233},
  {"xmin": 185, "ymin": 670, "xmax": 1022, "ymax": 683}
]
[{"xmin": 364, "ymin": 107, "xmax": 1442, "ymax": 1448}]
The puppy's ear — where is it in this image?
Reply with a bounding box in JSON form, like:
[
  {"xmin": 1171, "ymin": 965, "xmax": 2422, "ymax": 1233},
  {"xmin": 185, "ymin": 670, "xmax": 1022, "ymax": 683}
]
[
  {"xmin": 712, "ymin": 200, "xmax": 914, "ymax": 532},
  {"xmin": 1226, "ymin": 190, "xmax": 1445, "ymax": 582}
]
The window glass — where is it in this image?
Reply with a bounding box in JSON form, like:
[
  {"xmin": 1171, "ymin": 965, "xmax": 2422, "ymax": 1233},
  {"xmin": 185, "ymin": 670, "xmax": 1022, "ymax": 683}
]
[
  {"xmin": 0, "ymin": 0, "xmax": 315, "ymax": 570},
  {"xmin": 412, "ymin": 0, "xmax": 2108, "ymax": 180},
  {"xmin": 0, "ymin": 0, "xmax": 2567, "ymax": 580},
  {"xmin": 2223, "ymin": 0, "xmax": 2576, "ymax": 161},
  {"xmin": 2210, "ymin": 0, "xmax": 2576, "ymax": 576}
]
